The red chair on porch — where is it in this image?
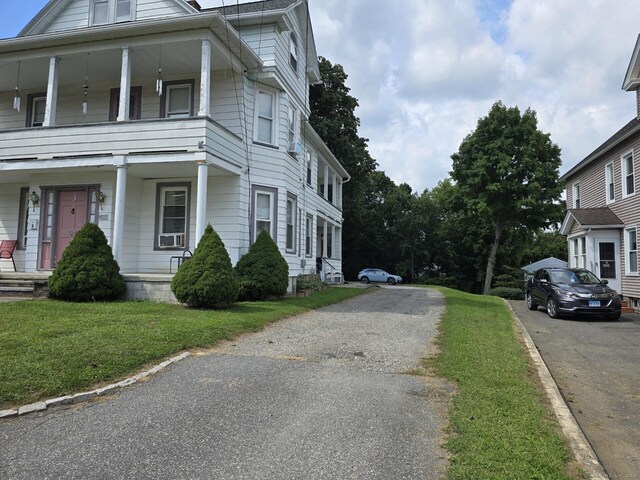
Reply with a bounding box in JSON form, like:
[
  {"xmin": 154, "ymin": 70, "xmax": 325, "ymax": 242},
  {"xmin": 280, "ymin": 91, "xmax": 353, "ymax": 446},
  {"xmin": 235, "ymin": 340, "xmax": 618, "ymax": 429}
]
[{"xmin": 0, "ymin": 240, "xmax": 17, "ymax": 272}]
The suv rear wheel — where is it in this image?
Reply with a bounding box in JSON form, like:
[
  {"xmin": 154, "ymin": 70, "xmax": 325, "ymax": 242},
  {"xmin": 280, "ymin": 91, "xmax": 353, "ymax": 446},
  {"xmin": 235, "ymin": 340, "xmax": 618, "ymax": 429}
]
[
  {"xmin": 546, "ymin": 297, "xmax": 560, "ymax": 319},
  {"xmin": 526, "ymin": 292, "xmax": 537, "ymax": 310}
]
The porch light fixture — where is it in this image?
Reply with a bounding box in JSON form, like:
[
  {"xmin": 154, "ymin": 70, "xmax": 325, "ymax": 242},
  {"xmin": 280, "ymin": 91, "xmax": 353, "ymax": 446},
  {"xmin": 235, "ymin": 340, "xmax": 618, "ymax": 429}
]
[
  {"xmin": 96, "ymin": 189, "xmax": 106, "ymax": 207},
  {"xmin": 29, "ymin": 190, "xmax": 40, "ymax": 211},
  {"xmin": 13, "ymin": 61, "xmax": 21, "ymax": 112}
]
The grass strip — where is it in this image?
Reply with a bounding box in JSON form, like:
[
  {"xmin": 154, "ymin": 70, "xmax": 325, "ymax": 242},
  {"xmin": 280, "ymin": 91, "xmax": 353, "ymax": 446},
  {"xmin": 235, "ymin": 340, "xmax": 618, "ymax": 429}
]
[
  {"xmin": 0, "ymin": 287, "xmax": 367, "ymax": 409},
  {"xmin": 430, "ymin": 287, "xmax": 580, "ymax": 480}
]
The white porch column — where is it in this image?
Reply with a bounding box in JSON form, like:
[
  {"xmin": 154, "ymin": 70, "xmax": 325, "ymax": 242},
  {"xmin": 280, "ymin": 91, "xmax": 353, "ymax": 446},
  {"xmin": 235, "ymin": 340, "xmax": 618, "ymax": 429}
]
[
  {"xmin": 117, "ymin": 47, "xmax": 132, "ymax": 121},
  {"xmin": 198, "ymin": 39, "xmax": 212, "ymax": 117},
  {"xmin": 113, "ymin": 162, "xmax": 128, "ymax": 266},
  {"xmin": 195, "ymin": 161, "xmax": 209, "ymax": 246},
  {"xmin": 323, "ymin": 219, "xmax": 328, "ymax": 259},
  {"xmin": 43, "ymin": 56, "xmax": 60, "ymax": 127}
]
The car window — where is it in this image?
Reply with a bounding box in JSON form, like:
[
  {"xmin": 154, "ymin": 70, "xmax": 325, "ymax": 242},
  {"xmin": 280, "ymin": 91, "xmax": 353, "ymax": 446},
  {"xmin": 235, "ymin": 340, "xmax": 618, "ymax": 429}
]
[
  {"xmin": 574, "ymin": 270, "xmax": 600, "ymax": 284},
  {"xmin": 550, "ymin": 270, "xmax": 576, "ymax": 284}
]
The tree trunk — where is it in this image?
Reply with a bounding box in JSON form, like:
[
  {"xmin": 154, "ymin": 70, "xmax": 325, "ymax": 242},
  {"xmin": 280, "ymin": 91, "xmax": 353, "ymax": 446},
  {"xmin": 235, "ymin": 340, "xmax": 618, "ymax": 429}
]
[{"xmin": 483, "ymin": 218, "xmax": 504, "ymax": 295}]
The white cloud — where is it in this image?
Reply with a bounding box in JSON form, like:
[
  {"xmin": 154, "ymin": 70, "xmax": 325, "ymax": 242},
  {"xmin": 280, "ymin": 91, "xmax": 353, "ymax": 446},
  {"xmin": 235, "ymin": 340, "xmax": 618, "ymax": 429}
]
[{"xmin": 309, "ymin": 0, "xmax": 640, "ymax": 192}]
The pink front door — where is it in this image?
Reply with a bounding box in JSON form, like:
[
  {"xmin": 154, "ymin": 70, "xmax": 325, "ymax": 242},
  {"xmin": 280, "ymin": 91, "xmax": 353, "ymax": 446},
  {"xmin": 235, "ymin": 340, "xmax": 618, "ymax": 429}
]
[{"xmin": 53, "ymin": 190, "xmax": 87, "ymax": 265}]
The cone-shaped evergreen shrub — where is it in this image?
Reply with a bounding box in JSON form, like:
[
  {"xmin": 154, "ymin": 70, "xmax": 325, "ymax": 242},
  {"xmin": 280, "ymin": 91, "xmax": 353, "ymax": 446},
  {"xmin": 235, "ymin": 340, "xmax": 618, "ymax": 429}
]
[
  {"xmin": 171, "ymin": 224, "xmax": 239, "ymax": 308},
  {"xmin": 235, "ymin": 230, "xmax": 289, "ymax": 301},
  {"xmin": 48, "ymin": 223, "xmax": 126, "ymax": 302}
]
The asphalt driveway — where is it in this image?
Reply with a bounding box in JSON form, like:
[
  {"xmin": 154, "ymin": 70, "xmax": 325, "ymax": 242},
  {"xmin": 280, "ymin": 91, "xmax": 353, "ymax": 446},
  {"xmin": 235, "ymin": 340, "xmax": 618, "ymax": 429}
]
[
  {"xmin": 0, "ymin": 287, "xmax": 448, "ymax": 479},
  {"xmin": 510, "ymin": 300, "xmax": 640, "ymax": 480}
]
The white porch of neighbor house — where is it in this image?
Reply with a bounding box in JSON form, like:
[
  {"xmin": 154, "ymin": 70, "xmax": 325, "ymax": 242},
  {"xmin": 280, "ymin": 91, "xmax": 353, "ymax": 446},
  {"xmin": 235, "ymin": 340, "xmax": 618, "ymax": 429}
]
[{"xmin": 567, "ymin": 229, "xmax": 622, "ymax": 294}]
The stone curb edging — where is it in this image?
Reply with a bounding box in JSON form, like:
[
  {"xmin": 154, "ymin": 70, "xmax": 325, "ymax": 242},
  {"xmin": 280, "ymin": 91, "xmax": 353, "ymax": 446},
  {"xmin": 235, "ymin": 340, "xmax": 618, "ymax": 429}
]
[
  {"xmin": 504, "ymin": 300, "xmax": 609, "ymax": 480},
  {"xmin": 0, "ymin": 352, "xmax": 191, "ymax": 420}
]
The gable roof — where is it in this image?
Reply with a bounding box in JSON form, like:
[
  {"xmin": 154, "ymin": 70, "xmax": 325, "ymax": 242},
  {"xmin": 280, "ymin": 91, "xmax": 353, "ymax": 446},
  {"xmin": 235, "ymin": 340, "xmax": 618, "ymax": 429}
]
[
  {"xmin": 561, "ymin": 117, "xmax": 640, "ymax": 181},
  {"xmin": 560, "ymin": 207, "xmax": 624, "ymax": 235},
  {"xmin": 19, "ymin": 0, "xmax": 198, "ymax": 37},
  {"xmin": 206, "ymin": 0, "xmax": 300, "ymax": 15},
  {"xmin": 521, "ymin": 257, "xmax": 568, "ymax": 273},
  {"xmin": 623, "ymin": 33, "xmax": 640, "ymax": 91}
]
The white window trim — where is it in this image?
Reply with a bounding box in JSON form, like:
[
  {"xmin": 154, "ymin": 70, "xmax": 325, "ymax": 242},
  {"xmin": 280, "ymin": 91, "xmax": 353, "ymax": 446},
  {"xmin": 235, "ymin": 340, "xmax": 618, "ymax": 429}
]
[
  {"xmin": 572, "ymin": 181, "xmax": 580, "ymax": 209},
  {"xmin": 285, "ymin": 193, "xmax": 297, "ymax": 253},
  {"xmin": 289, "ymin": 31, "xmax": 298, "ymax": 73},
  {"xmin": 288, "ymin": 105, "xmax": 298, "ymax": 147},
  {"xmin": 605, "ymin": 161, "xmax": 615, "ymax": 204},
  {"xmin": 90, "ymin": 0, "xmax": 136, "ymax": 26},
  {"xmin": 306, "ymin": 150, "xmax": 313, "ymax": 186},
  {"xmin": 305, "ymin": 214, "xmax": 313, "ymax": 257},
  {"xmin": 162, "ymin": 80, "xmax": 194, "ymax": 119},
  {"xmin": 254, "ymin": 89, "xmax": 278, "ymax": 146},
  {"xmin": 622, "ymin": 150, "xmax": 635, "ymax": 198},
  {"xmin": 626, "ymin": 226, "xmax": 638, "ymax": 275},
  {"xmin": 252, "ymin": 185, "xmax": 278, "ymax": 243},
  {"xmin": 154, "ymin": 183, "xmax": 190, "ymax": 251}
]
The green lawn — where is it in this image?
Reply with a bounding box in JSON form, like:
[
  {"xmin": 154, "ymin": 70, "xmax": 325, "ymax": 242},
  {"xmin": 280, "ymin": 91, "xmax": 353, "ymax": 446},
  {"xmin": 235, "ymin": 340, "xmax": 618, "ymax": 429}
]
[
  {"xmin": 430, "ymin": 287, "xmax": 582, "ymax": 480},
  {"xmin": 0, "ymin": 288, "xmax": 367, "ymax": 409}
]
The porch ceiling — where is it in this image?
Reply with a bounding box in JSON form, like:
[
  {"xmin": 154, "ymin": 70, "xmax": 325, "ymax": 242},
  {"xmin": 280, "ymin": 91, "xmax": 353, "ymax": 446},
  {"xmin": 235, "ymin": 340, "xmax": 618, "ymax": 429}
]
[
  {"xmin": 0, "ymin": 160, "xmax": 236, "ymax": 184},
  {"xmin": 0, "ymin": 39, "xmax": 234, "ymax": 92}
]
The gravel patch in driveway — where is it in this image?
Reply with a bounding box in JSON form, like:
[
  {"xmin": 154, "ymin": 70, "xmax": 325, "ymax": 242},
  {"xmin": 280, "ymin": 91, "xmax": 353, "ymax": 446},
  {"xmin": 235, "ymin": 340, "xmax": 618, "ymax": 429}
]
[{"xmin": 1, "ymin": 286, "xmax": 449, "ymax": 480}]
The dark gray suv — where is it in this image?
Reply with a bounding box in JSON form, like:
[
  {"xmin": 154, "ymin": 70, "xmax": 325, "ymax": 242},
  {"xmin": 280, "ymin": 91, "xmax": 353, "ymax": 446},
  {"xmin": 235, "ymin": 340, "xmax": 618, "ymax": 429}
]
[{"xmin": 526, "ymin": 267, "xmax": 622, "ymax": 320}]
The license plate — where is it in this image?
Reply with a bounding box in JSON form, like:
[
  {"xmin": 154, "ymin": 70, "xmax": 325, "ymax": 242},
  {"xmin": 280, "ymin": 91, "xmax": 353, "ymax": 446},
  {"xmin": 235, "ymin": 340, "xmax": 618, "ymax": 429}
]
[{"xmin": 589, "ymin": 300, "xmax": 601, "ymax": 307}]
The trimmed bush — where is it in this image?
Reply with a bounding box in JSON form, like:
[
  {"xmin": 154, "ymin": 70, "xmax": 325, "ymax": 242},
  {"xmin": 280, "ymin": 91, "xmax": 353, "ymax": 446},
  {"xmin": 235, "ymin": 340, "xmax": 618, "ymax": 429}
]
[
  {"xmin": 48, "ymin": 223, "xmax": 126, "ymax": 302},
  {"xmin": 488, "ymin": 287, "xmax": 525, "ymax": 300},
  {"xmin": 171, "ymin": 225, "xmax": 239, "ymax": 308},
  {"xmin": 235, "ymin": 230, "xmax": 289, "ymax": 301}
]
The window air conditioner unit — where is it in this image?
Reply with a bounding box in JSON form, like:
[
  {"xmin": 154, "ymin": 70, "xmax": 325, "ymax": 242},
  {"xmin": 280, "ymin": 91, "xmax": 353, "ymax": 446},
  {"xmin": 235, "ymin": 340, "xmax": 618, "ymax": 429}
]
[
  {"xmin": 288, "ymin": 142, "xmax": 303, "ymax": 156},
  {"xmin": 158, "ymin": 233, "xmax": 186, "ymax": 248}
]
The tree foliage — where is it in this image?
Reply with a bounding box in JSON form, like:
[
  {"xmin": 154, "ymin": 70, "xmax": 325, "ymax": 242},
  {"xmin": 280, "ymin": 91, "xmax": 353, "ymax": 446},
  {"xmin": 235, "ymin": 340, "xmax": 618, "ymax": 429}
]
[
  {"xmin": 48, "ymin": 223, "xmax": 126, "ymax": 301},
  {"xmin": 170, "ymin": 224, "xmax": 239, "ymax": 308},
  {"xmin": 450, "ymin": 101, "xmax": 564, "ymax": 294}
]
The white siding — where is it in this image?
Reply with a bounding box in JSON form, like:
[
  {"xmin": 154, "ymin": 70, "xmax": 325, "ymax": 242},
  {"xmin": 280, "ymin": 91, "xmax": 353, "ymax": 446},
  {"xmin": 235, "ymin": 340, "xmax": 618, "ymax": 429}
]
[
  {"xmin": 44, "ymin": 0, "xmax": 91, "ymax": 33},
  {"xmin": 0, "ymin": 186, "xmax": 26, "ymax": 271},
  {"xmin": 136, "ymin": 0, "xmax": 188, "ymax": 20}
]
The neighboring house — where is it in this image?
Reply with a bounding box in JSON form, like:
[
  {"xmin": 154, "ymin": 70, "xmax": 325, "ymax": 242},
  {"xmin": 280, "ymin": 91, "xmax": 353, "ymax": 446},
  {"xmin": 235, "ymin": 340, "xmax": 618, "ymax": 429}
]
[
  {"xmin": 0, "ymin": 0, "xmax": 349, "ymax": 295},
  {"xmin": 521, "ymin": 257, "xmax": 568, "ymax": 275},
  {"xmin": 560, "ymin": 34, "xmax": 640, "ymax": 305}
]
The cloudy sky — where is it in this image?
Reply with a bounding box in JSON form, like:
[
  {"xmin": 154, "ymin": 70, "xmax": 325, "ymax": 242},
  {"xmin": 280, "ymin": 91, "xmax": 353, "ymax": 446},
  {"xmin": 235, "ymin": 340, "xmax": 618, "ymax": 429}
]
[{"xmin": 3, "ymin": 1, "xmax": 640, "ymax": 192}]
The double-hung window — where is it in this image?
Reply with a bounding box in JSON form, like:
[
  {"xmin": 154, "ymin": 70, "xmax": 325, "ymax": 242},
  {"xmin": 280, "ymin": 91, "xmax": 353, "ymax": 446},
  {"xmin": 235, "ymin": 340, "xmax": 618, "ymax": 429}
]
[
  {"xmin": 572, "ymin": 237, "xmax": 586, "ymax": 268},
  {"xmin": 286, "ymin": 194, "xmax": 297, "ymax": 253},
  {"xmin": 252, "ymin": 186, "xmax": 277, "ymax": 242},
  {"xmin": 622, "ymin": 151, "xmax": 635, "ymax": 197},
  {"xmin": 305, "ymin": 215, "xmax": 313, "ymax": 257},
  {"xmin": 288, "ymin": 106, "xmax": 298, "ymax": 148},
  {"xmin": 17, "ymin": 188, "xmax": 29, "ymax": 250},
  {"xmin": 627, "ymin": 227, "xmax": 638, "ymax": 274},
  {"xmin": 605, "ymin": 162, "xmax": 615, "ymax": 203},
  {"xmin": 256, "ymin": 91, "xmax": 275, "ymax": 145},
  {"xmin": 91, "ymin": 0, "xmax": 109, "ymax": 25},
  {"xmin": 90, "ymin": 0, "xmax": 134, "ymax": 25},
  {"xmin": 572, "ymin": 182, "xmax": 580, "ymax": 209},
  {"xmin": 26, "ymin": 94, "xmax": 46, "ymax": 127},
  {"xmin": 306, "ymin": 150, "xmax": 313, "ymax": 186},
  {"xmin": 155, "ymin": 184, "xmax": 190, "ymax": 250},
  {"xmin": 289, "ymin": 32, "xmax": 298, "ymax": 72},
  {"xmin": 162, "ymin": 81, "xmax": 194, "ymax": 119}
]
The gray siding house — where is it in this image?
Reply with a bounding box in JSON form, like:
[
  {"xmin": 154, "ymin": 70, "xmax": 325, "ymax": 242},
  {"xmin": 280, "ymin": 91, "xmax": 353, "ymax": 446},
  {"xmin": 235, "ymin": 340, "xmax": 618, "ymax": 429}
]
[
  {"xmin": 561, "ymin": 35, "xmax": 640, "ymax": 306},
  {"xmin": 0, "ymin": 0, "xmax": 349, "ymax": 299}
]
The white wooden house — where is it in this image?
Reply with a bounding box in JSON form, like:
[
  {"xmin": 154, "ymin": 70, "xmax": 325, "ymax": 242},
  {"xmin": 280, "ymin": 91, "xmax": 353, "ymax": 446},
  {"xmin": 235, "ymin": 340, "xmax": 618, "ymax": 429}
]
[
  {"xmin": 560, "ymin": 34, "xmax": 640, "ymax": 307},
  {"xmin": 0, "ymin": 0, "xmax": 349, "ymax": 300}
]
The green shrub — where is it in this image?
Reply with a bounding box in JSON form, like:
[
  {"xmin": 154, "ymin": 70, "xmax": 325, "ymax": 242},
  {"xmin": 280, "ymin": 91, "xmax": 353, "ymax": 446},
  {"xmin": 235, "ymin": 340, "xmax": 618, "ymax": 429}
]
[
  {"xmin": 171, "ymin": 225, "xmax": 239, "ymax": 308},
  {"xmin": 488, "ymin": 287, "xmax": 524, "ymax": 300},
  {"xmin": 494, "ymin": 266, "xmax": 526, "ymax": 289},
  {"xmin": 235, "ymin": 230, "xmax": 289, "ymax": 301},
  {"xmin": 48, "ymin": 223, "xmax": 126, "ymax": 302}
]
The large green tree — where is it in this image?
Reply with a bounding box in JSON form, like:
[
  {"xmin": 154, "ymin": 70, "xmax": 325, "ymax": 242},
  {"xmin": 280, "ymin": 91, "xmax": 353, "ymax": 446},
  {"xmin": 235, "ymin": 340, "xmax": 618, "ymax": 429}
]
[
  {"xmin": 310, "ymin": 57, "xmax": 378, "ymax": 279},
  {"xmin": 450, "ymin": 101, "xmax": 564, "ymax": 294}
]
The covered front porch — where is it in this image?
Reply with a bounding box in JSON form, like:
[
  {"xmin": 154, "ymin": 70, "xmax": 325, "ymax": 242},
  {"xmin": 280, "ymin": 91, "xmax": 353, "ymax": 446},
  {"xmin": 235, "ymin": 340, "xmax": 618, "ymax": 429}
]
[{"xmin": 0, "ymin": 152, "xmax": 247, "ymax": 276}]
